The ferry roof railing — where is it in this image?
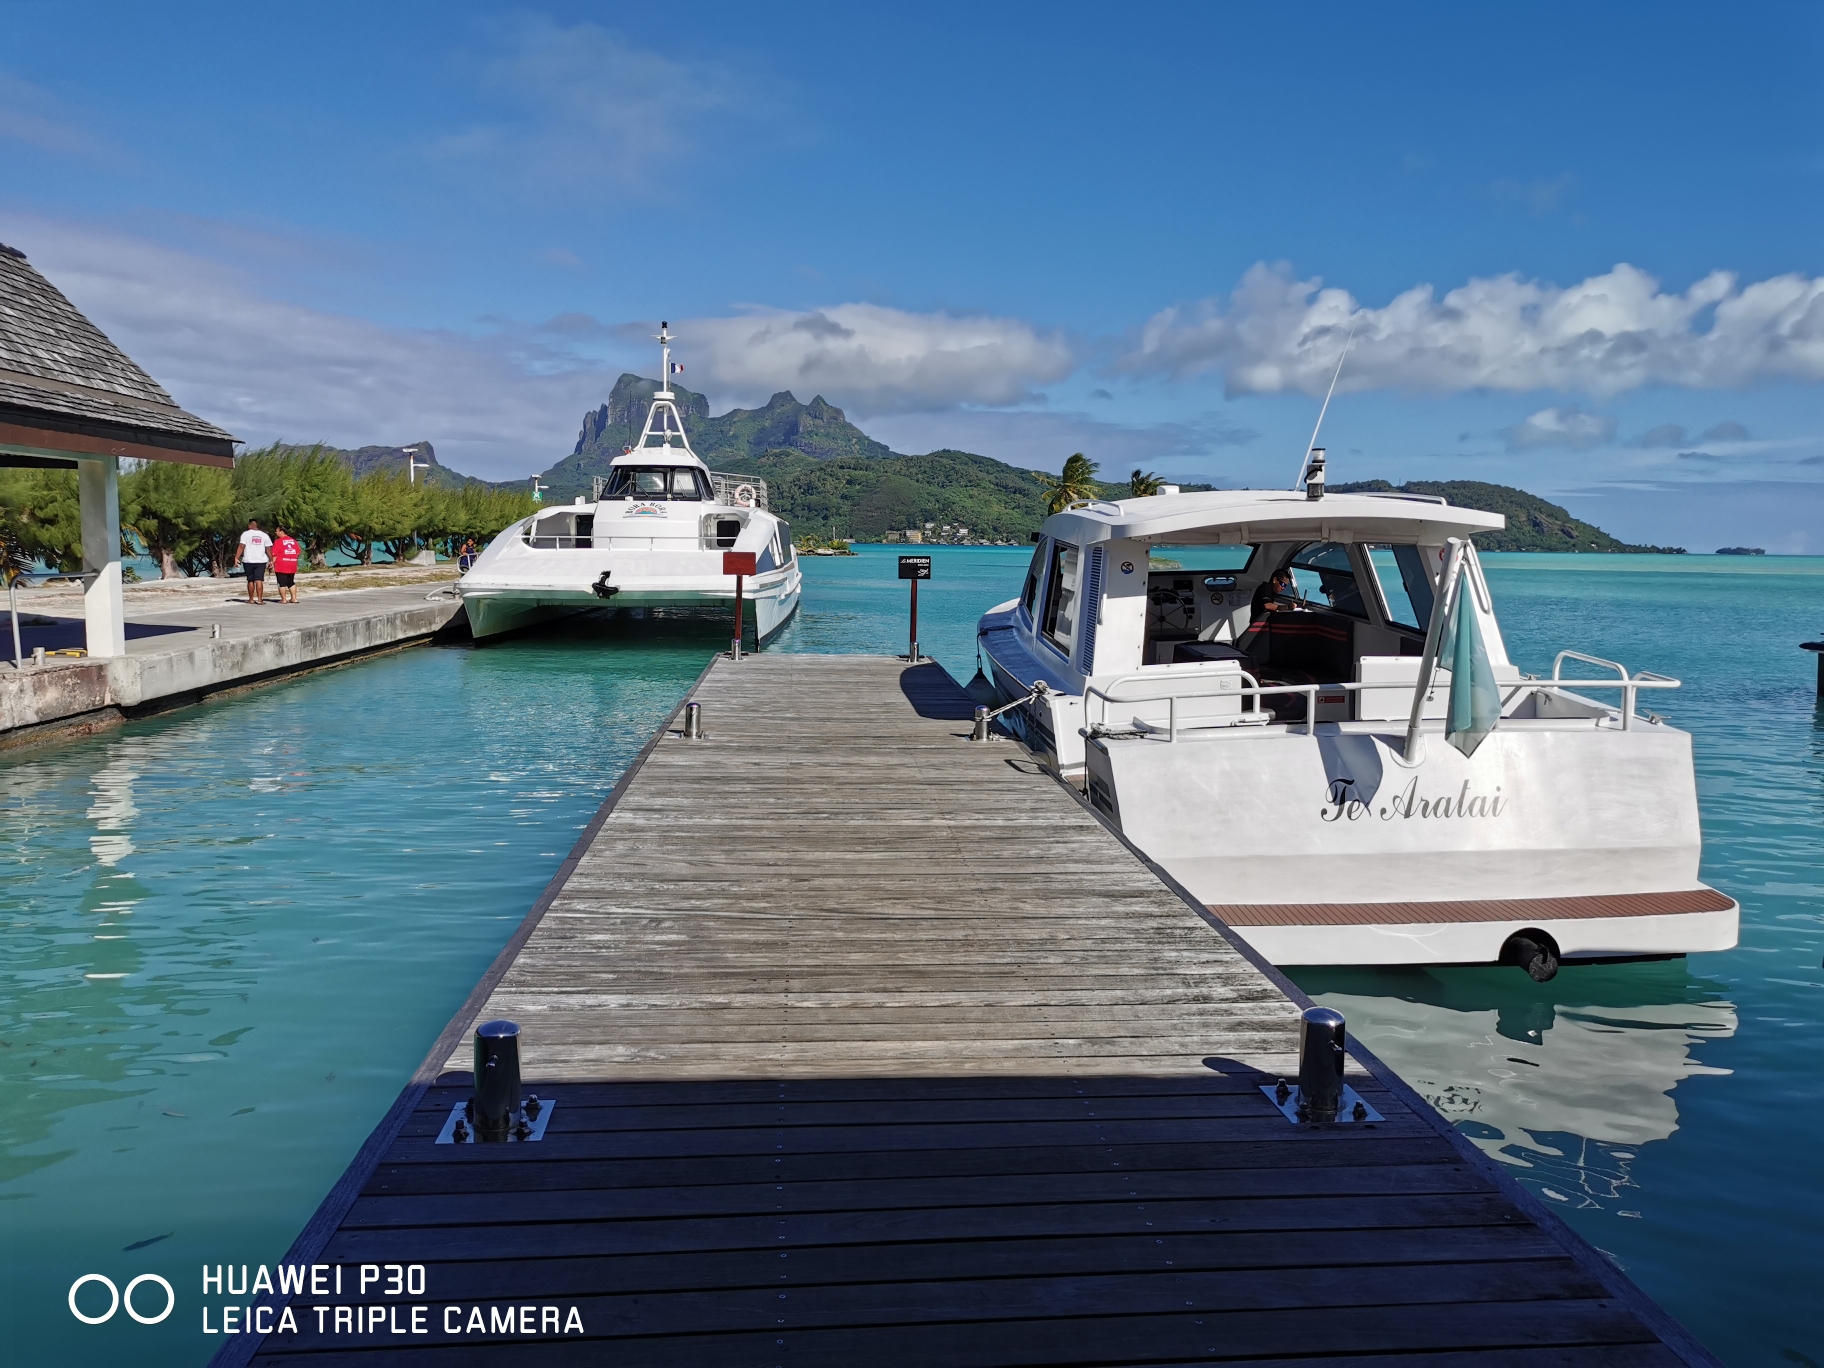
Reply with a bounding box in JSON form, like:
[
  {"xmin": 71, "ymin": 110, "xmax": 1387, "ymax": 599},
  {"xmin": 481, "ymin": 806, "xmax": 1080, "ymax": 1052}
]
[
  {"xmin": 1041, "ymin": 489, "xmax": 1504, "ymax": 548},
  {"xmin": 587, "ymin": 472, "xmax": 768, "ymax": 509}
]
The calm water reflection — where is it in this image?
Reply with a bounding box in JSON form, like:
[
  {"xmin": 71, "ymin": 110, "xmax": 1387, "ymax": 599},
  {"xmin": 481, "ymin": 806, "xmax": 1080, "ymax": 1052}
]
[{"xmin": 1298, "ymin": 961, "xmax": 1736, "ymax": 1208}]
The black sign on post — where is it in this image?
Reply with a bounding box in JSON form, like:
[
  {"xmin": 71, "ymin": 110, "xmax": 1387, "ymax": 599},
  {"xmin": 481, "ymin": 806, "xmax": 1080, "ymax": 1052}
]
[{"xmin": 898, "ymin": 555, "xmax": 931, "ymax": 661}]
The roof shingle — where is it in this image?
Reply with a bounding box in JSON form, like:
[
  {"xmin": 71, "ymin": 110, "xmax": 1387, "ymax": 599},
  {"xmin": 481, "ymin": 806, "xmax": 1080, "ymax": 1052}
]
[{"xmin": 0, "ymin": 241, "xmax": 235, "ymax": 448}]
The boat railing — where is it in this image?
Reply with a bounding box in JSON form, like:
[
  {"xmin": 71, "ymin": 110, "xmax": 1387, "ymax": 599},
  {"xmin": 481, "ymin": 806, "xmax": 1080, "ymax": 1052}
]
[
  {"xmin": 710, "ymin": 473, "xmax": 767, "ymax": 510},
  {"xmin": 1084, "ymin": 661, "xmax": 1682, "ymax": 742},
  {"xmin": 581, "ymin": 475, "xmax": 769, "ymax": 509},
  {"xmin": 523, "ymin": 535, "xmax": 591, "ymax": 549}
]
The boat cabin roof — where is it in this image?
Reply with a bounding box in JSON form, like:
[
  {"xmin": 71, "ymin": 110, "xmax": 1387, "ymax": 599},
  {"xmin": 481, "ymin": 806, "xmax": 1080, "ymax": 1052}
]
[{"xmin": 1042, "ymin": 489, "xmax": 1504, "ymax": 546}]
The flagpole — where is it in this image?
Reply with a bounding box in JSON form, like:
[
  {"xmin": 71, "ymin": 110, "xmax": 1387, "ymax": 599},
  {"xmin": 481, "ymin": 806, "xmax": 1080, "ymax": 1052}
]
[{"xmin": 1403, "ymin": 538, "xmax": 1465, "ymax": 764}]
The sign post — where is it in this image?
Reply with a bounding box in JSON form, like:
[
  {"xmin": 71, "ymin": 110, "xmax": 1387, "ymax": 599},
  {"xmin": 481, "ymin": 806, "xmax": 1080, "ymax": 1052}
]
[
  {"xmin": 898, "ymin": 555, "xmax": 931, "ymax": 662},
  {"xmin": 724, "ymin": 551, "xmax": 757, "ymax": 660}
]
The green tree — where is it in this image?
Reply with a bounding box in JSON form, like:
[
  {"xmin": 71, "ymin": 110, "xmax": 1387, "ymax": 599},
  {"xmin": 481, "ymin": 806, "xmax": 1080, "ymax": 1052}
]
[
  {"xmin": 1128, "ymin": 468, "xmax": 1164, "ymax": 497},
  {"xmin": 123, "ymin": 460, "xmax": 233, "ymax": 578},
  {"xmin": 0, "ymin": 469, "xmax": 84, "ymax": 571},
  {"xmin": 273, "ymin": 445, "xmax": 353, "ymax": 569},
  {"xmin": 1038, "ymin": 453, "xmax": 1101, "ymax": 516},
  {"xmin": 343, "ymin": 471, "xmax": 420, "ymax": 564}
]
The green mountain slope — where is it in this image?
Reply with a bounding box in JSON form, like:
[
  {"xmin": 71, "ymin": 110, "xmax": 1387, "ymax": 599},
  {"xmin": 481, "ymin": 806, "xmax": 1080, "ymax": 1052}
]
[
  {"xmin": 1331, "ymin": 480, "xmax": 1685, "ymax": 553},
  {"xmin": 712, "ymin": 448, "xmax": 1056, "ymax": 542}
]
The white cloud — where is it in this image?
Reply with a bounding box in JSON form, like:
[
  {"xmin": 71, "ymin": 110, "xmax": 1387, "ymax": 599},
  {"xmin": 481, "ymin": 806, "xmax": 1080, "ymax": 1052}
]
[
  {"xmin": 0, "ymin": 214, "xmax": 1079, "ymax": 478},
  {"xmin": 0, "ymin": 214, "xmax": 615, "ymax": 480},
  {"xmin": 682, "ymin": 304, "xmax": 1075, "ymax": 414},
  {"xmin": 432, "ymin": 21, "xmax": 750, "ymax": 197},
  {"xmin": 1504, "ymin": 406, "xmax": 1617, "ymax": 452},
  {"xmin": 1128, "ymin": 261, "xmax": 1824, "ymax": 397}
]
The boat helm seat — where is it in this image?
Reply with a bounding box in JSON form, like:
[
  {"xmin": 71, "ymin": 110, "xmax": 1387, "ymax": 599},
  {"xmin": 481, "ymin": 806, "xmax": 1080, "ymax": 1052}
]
[{"xmin": 1238, "ymin": 612, "xmax": 1352, "ymax": 678}]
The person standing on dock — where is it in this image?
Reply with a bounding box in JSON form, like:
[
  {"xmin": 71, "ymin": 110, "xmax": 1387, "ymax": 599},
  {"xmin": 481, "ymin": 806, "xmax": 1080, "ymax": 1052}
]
[
  {"xmin": 235, "ymin": 519, "xmax": 272, "ymax": 605},
  {"xmin": 271, "ymin": 525, "xmax": 302, "ymax": 604}
]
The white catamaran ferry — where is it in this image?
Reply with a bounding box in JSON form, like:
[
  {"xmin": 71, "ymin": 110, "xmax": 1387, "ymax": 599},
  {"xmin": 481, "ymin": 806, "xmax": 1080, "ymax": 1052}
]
[
  {"xmin": 976, "ymin": 452, "xmax": 1737, "ymax": 979},
  {"xmin": 458, "ymin": 324, "xmax": 802, "ymax": 642}
]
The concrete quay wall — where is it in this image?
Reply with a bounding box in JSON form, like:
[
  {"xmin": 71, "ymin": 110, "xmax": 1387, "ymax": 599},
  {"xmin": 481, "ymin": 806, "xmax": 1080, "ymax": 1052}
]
[{"xmin": 1, "ymin": 592, "xmax": 464, "ymax": 748}]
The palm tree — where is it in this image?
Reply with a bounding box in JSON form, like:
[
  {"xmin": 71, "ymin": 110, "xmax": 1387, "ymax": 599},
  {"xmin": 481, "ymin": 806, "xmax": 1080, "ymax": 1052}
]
[
  {"xmin": 1129, "ymin": 469, "xmax": 1164, "ymax": 497},
  {"xmin": 1039, "ymin": 453, "xmax": 1101, "ymax": 515}
]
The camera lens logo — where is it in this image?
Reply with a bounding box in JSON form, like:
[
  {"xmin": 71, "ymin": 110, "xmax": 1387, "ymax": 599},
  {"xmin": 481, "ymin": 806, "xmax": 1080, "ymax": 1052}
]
[{"xmin": 69, "ymin": 1273, "xmax": 175, "ymax": 1325}]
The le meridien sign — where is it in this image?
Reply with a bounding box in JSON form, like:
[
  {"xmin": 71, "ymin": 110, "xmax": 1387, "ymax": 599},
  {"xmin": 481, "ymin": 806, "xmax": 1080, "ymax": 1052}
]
[{"xmin": 68, "ymin": 1262, "xmax": 588, "ymax": 1340}]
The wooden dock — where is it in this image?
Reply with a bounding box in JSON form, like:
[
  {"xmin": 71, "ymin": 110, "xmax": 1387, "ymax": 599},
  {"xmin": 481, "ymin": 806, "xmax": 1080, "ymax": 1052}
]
[{"xmin": 224, "ymin": 654, "xmax": 1715, "ymax": 1366}]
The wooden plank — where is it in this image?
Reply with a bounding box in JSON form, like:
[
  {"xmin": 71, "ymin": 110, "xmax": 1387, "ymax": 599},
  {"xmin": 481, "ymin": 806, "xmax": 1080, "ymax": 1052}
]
[{"xmin": 230, "ymin": 655, "xmax": 1711, "ymax": 1368}]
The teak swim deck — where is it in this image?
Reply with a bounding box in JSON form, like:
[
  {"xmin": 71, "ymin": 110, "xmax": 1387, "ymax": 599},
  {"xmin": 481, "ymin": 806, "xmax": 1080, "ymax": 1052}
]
[{"xmin": 224, "ymin": 654, "xmax": 1716, "ymax": 1367}]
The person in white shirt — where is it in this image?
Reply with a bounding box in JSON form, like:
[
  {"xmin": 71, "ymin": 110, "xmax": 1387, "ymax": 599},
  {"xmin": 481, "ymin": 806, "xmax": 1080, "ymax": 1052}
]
[{"xmin": 235, "ymin": 520, "xmax": 273, "ymax": 604}]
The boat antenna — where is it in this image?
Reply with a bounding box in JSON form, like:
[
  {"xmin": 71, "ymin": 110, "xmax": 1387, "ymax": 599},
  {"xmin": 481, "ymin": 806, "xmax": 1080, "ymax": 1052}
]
[{"xmin": 1292, "ymin": 315, "xmax": 1358, "ymax": 491}]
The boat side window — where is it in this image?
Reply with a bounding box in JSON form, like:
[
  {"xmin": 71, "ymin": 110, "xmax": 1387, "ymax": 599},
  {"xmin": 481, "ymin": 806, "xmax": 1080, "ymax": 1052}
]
[
  {"xmin": 1366, "ymin": 544, "xmax": 1434, "ymax": 632},
  {"xmin": 1040, "ymin": 541, "xmax": 1081, "ymax": 653},
  {"xmin": 670, "ymin": 468, "xmax": 705, "ymax": 500},
  {"xmin": 1021, "ymin": 541, "xmax": 1046, "ymax": 617},
  {"xmin": 1287, "ymin": 542, "xmax": 1369, "ymax": 620}
]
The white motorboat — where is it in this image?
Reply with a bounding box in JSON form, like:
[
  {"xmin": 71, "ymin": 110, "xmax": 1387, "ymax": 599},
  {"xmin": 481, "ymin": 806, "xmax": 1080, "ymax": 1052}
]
[
  {"xmin": 458, "ymin": 324, "xmax": 802, "ymax": 643},
  {"xmin": 976, "ymin": 455, "xmax": 1737, "ymax": 978}
]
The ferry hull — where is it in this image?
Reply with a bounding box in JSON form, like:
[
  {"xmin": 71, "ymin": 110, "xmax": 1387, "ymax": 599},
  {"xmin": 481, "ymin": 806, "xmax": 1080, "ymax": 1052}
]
[
  {"xmin": 464, "ymin": 580, "xmax": 800, "ymax": 643},
  {"xmin": 1085, "ymin": 721, "xmax": 1739, "ymax": 965}
]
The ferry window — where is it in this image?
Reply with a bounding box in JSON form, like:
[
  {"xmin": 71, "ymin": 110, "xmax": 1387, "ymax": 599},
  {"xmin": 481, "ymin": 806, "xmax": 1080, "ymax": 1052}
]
[
  {"xmin": 1366, "ymin": 544, "xmax": 1433, "ymax": 632},
  {"xmin": 1041, "ymin": 541, "xmax": 1081, "ymax": 652},
  {"xmin": 1288, "ymin": 542, "xmax": 1369, "ymax": 619},
  {"xmin": 605, "ymin": 467, "xmax": 702, "ymax": 500},
  {"xmin": 1021, "ymin": 541, "xmax": 1046, "ymax": 615}
]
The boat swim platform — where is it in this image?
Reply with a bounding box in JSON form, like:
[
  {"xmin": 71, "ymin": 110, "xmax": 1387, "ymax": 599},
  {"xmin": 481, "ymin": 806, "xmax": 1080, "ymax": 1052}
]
[
  {"xmin": 0, "ymin": 573, "xmax": 464, "ymax": 749},
  {"xmin": 222, "ymin": 653, "xmax": 1718, "ymax": 1367}
]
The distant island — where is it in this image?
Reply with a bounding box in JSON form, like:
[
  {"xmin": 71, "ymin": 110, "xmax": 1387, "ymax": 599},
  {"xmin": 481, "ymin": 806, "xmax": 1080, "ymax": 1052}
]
[
  {"xmin": 1330, "ymin": 481, "xmax": 1686, "ymax": 554},
  {"xmin": 315, "ymin": 375, "xmax": 1683, "ymax": 553},
  {"xmin": 1716, "ymin": 546, "xmax": 1765, "ymax": 556}
]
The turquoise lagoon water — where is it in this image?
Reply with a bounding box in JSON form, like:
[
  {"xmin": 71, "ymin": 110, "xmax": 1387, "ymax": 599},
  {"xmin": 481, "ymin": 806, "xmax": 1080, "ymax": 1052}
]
[{"xmin": 3, "ymin": 545, "xmax": 1822, "ymax": 1365}]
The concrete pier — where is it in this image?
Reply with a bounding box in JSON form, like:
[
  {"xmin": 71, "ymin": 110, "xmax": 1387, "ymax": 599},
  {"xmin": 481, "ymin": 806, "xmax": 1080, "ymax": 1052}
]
[{"xmin": 1, "ymin": 569, "xmax": 464, "ymax": 748}]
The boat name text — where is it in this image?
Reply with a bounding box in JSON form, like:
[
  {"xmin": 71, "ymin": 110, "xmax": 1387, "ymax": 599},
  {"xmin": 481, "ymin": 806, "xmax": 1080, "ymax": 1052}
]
[{"xmin": 1321, "ymin": 776, "xmax": 1506, "ymax": 823}]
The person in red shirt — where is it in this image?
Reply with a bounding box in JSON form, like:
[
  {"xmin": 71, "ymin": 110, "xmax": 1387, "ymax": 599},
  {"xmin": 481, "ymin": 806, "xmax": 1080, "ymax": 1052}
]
[{"xmin": 270, "ymin": 525, "xmax": 303, "ymax": 604}]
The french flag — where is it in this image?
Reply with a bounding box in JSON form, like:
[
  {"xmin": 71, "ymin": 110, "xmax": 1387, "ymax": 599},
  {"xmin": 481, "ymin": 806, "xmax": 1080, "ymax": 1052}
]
[{"xmin": 671, "ymin": 362, "xmax": 684, "ymax": 374}]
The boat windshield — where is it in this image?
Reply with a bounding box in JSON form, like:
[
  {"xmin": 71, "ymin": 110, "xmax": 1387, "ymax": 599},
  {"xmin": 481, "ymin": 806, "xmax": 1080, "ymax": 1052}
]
[
  {"xmin": 1148, "ymin": 544, "xmax": 1255, "ymax": 574},
  {"xmin": 604, "ymin": 467, "xmax": 707, "ymax": 500},
  {"xmin": 1287, "ymin": 542, "xmax": 1368, "ymax": 619}
]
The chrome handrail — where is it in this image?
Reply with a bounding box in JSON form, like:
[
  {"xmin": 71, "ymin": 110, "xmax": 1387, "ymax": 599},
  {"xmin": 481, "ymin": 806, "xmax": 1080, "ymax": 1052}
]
[{"xmin": 1083, "ymin": 665, "xmax": 1681, "ymax": 741}]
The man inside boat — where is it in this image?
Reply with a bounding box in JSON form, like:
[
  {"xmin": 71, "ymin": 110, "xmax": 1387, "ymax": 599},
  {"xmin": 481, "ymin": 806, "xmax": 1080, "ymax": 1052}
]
[{"xmin": 1249, "ymin": 567, "xmax": 1297, "ymax": 622}]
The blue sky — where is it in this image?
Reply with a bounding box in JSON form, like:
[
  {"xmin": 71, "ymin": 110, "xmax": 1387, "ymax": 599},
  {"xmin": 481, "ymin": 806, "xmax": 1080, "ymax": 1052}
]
[{"xmin": 3, "ymin": 1, "xmax": 1821, "ymax": 548}]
